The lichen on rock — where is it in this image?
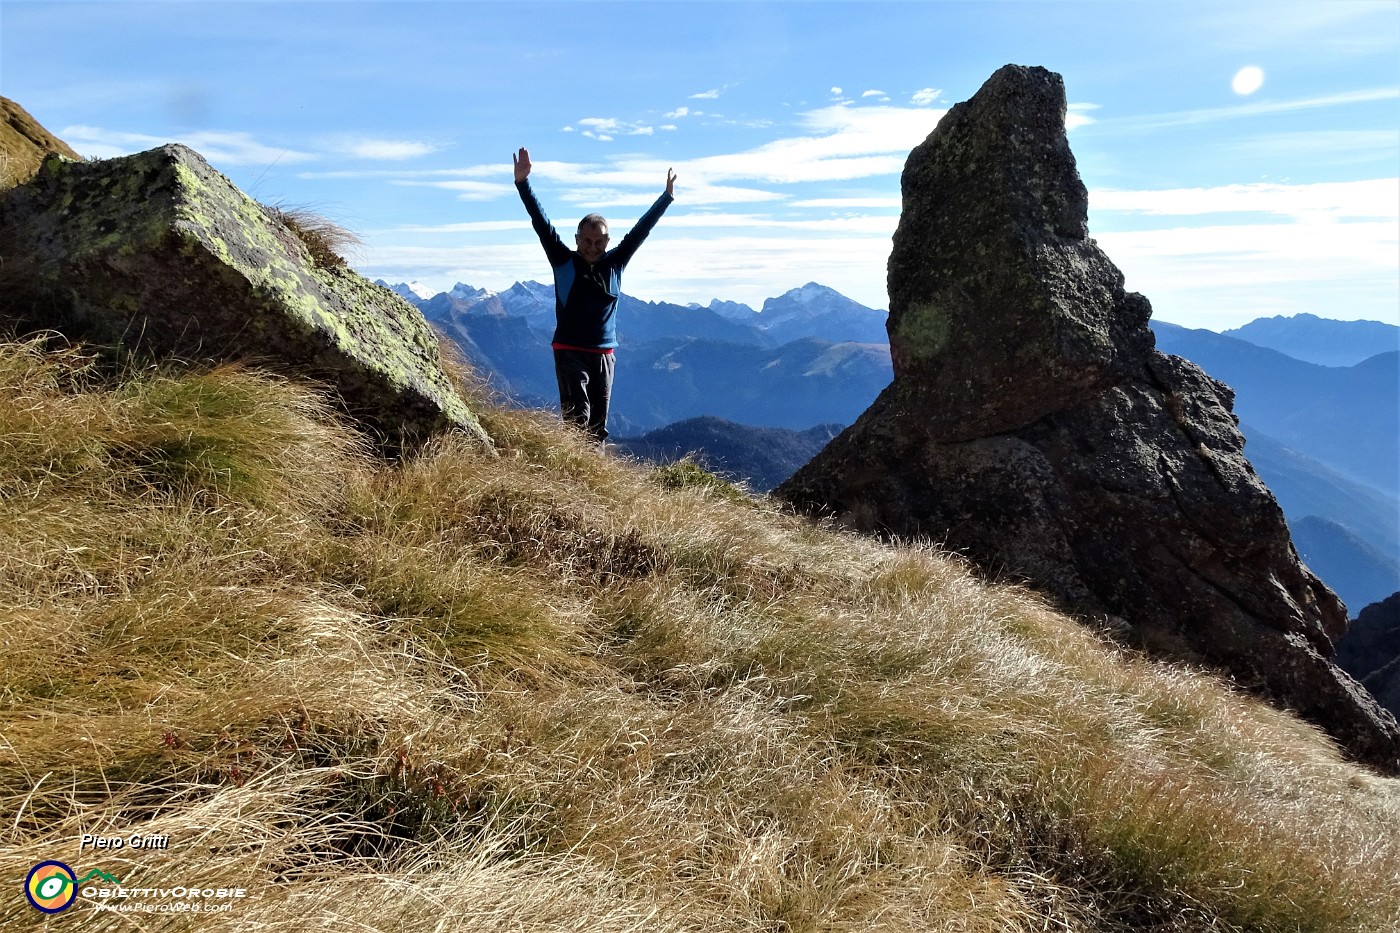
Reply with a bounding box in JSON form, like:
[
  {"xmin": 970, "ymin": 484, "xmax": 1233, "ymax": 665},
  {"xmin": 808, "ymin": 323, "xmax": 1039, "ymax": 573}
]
[{"xmin": 0, "ymin": 142, "xmax": 488, "ymax": 453}]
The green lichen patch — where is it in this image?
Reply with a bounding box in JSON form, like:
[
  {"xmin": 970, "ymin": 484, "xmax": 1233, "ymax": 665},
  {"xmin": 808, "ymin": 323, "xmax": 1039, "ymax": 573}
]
[
  {"xmin": 895, "ymin": 300, "xmax": 952, "ymax": 362},
  {"xmin": 0, "ymin": 143, "xmax": 489, "ymax": 452}
]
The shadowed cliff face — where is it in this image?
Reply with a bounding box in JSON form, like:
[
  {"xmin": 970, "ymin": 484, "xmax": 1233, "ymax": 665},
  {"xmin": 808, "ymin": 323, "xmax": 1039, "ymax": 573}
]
[{"xmin": 778, "ymin": 64, "xmax": 1400, "ymax": 773}]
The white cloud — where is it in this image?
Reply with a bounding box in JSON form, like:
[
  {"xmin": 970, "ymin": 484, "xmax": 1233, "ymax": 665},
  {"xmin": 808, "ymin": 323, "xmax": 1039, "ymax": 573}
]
[
  {"xmin": 599, "ymin": 186, "xmax": 788, "ymax": 208},
  {"xmin": 1226, "ymin": 130, "xmax": 1398, "ymax": 164},
  {"xmin": 911, "ymin": 88, "xmax": 941, "ymax": 106},
  {"xmin": 1096, "ymin": 219, "xmax": 1399, "ymax": 327},
  {"xmin": 831, "ymin": 86, "xmax": 843, "ymax": 96},
  {"xmin": 297, "ymin": 164, "xmax": 504, "ymax": 181},
  {"xmin": 862, "ymin": 90, "xmax": 887, "ymax": 98},
  {"xmin": 665, "ymin": 106, "xmax": 691, "ymax": 119},
  {"xmin": 1066, "ymin": 103, "xmax": 1100, "ymax": 130},
  {"xmin": 394, "ymin": 179, "xmax": 517, "ymax": 201},
  {"xmin": 690, "ymin": 89, "xmax": 721, "ymax": 99},
  {"xmin": 336, "ymin": 138, "xmax": 437, "ymax": 160},
  {"xmin": 478, "ymin": 103, "xmax": 945, "ymax": 200},
  {"xmin": 381, "ymin": 219, "xmax": 528, "ymax": 235},
  {"xmin": 1087, "ymin": 178, "xmax": 1400, "ymax": 326},
  {"xmin": 790, "ymin": 197, "xmax": 902, "ymax": 209},
  {"xmin": 1092, "ymin": 178, "xmax": 1399, "ymax": 221},
  {"xmin": 365, "ymin": 238, "xmax": 873, "ymax": 310},
  {"xmin": 59, "ymin": 125, "xmax": 316, "ymax": 166},
  {"xmin": 575, "ymin": 116, "xmax": 658, "ymax": 140},
  {"xmin": 662, "ymin": 212, "xmax": 898, "ymax": 234},
  {"xmin": 578, "ymin": 117, "xmax": 620, "ymax": 133},
  {"xmin": 1110, "ymin": 88, "xmax": 1400, "ymax": 130}
]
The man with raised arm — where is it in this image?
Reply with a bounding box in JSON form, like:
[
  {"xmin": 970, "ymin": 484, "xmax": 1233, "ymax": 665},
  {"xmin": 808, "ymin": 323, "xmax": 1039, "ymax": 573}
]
[{"xmin": 513, "ymin": 147, "xmax": 676, "ymax": 443}]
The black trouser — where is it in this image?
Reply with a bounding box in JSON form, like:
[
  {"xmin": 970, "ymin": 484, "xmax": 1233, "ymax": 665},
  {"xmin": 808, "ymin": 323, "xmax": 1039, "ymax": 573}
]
[{"xmin": 553, "ymin": 348, "xmax": 614, "ymax": 442}]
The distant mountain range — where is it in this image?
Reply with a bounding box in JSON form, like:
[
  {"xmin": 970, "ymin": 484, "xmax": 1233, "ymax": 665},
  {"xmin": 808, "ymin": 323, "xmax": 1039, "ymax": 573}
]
[
  {"xmin": 1223, "ymin": 313, "xmax": 1400, "ymax": 367},
  {"xmin": 612, "ymin": 416, "xmax": 843, "ymax": 493},
  {"xmin": 1150, "ymin": 322, "xmax": 1398, "ymax": 498},
  {"xmin": 402, "ymin": 280, "xmax": 893, "ymax": 437},
  {"xmin": 383, "ymin": 278, "xmax": 1398, "ymax": 614}
]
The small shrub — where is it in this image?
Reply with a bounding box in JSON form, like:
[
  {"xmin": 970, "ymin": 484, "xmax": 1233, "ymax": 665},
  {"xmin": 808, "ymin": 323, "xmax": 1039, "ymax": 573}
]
[{"xmin": 649, "ymin": 459, "xmax": 747, "ymax": 501}]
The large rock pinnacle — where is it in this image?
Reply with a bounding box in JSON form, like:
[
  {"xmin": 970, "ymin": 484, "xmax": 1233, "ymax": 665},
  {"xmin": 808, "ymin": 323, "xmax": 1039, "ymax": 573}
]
[{"xmin": 778, "ymin": 64, "xmax": 1400, "ymax": 772}]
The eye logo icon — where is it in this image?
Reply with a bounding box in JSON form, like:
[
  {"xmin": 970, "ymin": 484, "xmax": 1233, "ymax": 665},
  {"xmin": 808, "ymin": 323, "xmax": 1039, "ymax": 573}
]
[{"xmin": 26, "ymin": 860, "xmax": 78, "ymax": 913}]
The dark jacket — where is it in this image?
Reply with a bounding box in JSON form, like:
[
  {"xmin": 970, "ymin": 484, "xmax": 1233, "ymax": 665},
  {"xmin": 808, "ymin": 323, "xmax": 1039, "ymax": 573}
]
[{"xmin": 516, "ymin": 178, "xmax": 673, "ymax": 349}]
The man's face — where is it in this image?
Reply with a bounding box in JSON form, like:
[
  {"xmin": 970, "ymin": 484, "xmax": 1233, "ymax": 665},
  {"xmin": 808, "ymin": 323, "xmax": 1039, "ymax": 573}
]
[{"xmin": 576, "ymin": 223, "xmax": 609, "ymax": 264}]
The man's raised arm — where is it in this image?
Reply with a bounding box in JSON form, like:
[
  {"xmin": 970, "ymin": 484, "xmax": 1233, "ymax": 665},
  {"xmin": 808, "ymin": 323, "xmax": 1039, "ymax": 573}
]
[
  {"xmin": 612, "ymin": 168, "xmax": 677, "ymax": 267},
  {"xmin": 514, "ymin": 148, "xmax": 570, "ymax": 265}
]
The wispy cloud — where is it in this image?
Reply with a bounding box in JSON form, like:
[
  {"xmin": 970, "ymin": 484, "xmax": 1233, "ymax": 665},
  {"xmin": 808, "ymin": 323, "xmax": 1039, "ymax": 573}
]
[
  {"xmin": 1092, "ymin": 178, "xmax": 1399, "ymax": 220},
  {"xmin": 1096, "ymin": 218, "xmax": 1398, "ymax": 326},
  {"xmin": 459, "ymin": 102, "xmax": 946, "ymax": 200},
  {"xmin": 1066, "ymin": 103, "xmax": 1100, "ymax": 130},
  {"xmin": 1224, "ymin": 129, "xmax": 1400, "ymax": 165},
  {"xmin": 1106, "ymin": 88, "xmax": 1400, "ymax": 131},
  {"xmin": 297, "ymin": 164, "xmax": 504, "ymax": 180},
  {"xmin": 690, "ymin": 89, "xmax": 722, "ymax": 100},
  {"xmin": 59, "ymin": 125, "xmax": 316, "ymax": 165},
  {"xmin": 380, "ymin": 219, "xmax": 528, "ymax": 235},
  {"xmin": 556, "ymin": 185, "xmax": 785, "ymax": 208},
  {"xmin": 568, "ymin": 116, "xmax": 660, "ymax": 141},
  {"xmin": 790, "ymin": 197, "xmax": 902, "ymax": 209},
  {"xmin": 333, "ymin": 137, "xmax": 438, "ymax": 160},
  {"xmin": 361, "ymin": 233, "xmax": 897, "ymax": 311},
  {"xmin": 910, "ymin": 88, "xmax": 941, "ymax": 106},
  {"xmin": 661, "ymin": 212, "xmax": 898, "ymax": 234},
  {"xmin": 394, "ymin": 179, "xmax": 518, "ymax": 201},
  {"xmin": 1089, "ymin": 178, "xmax": 1399, "ymax": 326}
]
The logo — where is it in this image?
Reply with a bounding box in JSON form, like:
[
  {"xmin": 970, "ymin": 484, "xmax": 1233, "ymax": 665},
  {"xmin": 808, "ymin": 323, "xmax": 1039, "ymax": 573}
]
[
  {"xmin": 25, "ymin": 861, "xmax": 78, "ymax": 913},
  {"xmin": 77, "ymin": 869, "xmax": 124, "ymax": 885}
]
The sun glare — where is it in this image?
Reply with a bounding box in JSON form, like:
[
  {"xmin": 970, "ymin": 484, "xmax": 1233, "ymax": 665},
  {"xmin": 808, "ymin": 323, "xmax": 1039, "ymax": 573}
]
[{"xmin": 1232, "ymin": 66, "xmax": 1265, "ymax": 96}]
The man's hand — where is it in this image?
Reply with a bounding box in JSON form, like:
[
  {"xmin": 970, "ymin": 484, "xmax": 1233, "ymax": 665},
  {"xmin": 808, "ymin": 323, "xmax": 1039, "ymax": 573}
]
[
  {"xmin": 666, "ymin": 167, "xmax": 677, "ymax": 198},
  {"xmin": 514, "ymin": 148, "xmax": 531, "ymax": 183}
]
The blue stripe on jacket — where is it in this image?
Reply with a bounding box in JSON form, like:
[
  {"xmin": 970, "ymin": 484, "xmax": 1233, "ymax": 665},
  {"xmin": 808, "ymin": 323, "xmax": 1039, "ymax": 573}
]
[{"xmin": 517, "ymin": 178, "xmax": 673, "ymax": 350}]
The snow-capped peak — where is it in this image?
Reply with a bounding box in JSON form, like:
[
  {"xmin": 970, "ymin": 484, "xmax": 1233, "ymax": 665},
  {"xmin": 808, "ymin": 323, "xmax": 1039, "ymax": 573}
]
[
  {"xmin": 449, "ymin": 282, "xmax": 494, "ymax": 301},
  {"xmin": 787, "ymin": 282, "xmax": 842, "ymax": 305},
  {"xmin": 374, "ymin": 280, "xmax": 439, "ymax": 303}
]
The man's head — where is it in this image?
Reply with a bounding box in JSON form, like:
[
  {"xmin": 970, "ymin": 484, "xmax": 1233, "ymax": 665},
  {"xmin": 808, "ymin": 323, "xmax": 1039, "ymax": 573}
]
[{"xmin": 576, "ymin": 214, "xmax": 609, "ymax": 263}]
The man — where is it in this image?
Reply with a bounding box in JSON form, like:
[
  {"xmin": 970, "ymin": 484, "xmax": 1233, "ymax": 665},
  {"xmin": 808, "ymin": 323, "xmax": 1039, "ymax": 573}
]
[{"xmin": 514, "ymin": 147, "xmax": 676, "ymax": 442}]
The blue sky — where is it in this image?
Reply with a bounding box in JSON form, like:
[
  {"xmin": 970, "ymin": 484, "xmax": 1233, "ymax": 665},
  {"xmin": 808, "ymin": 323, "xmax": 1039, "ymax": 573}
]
[{"xmin": 3, "ymin": 0, "xmax": 1397, "ymax": 329}]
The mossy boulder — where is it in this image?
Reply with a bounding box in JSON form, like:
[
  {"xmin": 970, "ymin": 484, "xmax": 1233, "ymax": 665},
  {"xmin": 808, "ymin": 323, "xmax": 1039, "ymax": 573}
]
[
  {"xmin": 0, "ymin": 142, "xmax": 488, "ymax": 452},
  {"xmin": 778, "ymin": 65, "xmax": 1400, "ymax": 773}
]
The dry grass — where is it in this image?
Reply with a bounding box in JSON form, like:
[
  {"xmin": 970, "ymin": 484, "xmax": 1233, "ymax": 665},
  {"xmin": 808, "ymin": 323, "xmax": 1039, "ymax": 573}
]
[
  {"xmin": 2, "ymin": 337, "xmax": 1398, "ymax": 931},
  {"xmin": 258, "ymin": 202, "xmax": 363, "ymax": 269}
]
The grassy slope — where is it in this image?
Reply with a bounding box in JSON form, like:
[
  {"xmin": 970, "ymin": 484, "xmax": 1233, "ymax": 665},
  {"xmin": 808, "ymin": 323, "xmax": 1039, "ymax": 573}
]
[{"xmin": 2, "ymin": 338, "xmax": 1398, "ymax": 932}]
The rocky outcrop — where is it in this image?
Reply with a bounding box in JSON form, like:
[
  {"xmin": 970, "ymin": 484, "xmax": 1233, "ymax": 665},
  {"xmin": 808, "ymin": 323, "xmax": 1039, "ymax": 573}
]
[
  {"xmin": 0, "ymin": 142, "xmax": 488, "ymax": 452},
  {"xmin": 1, "ymin": 97, "xmax": 83, "ymax": 188},
  {"xmin": 1337, "ymin": 593, "xmax": 1400, "ymax": 718},
  {"xmin": 777, "ymin": 65, "xmax": 1400, "ymax": 772}
]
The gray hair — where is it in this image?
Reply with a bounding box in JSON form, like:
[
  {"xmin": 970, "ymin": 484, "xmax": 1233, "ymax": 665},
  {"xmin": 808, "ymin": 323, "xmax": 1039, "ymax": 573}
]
[{"xmin": 577, "ymin": 213, "xmax": 608, "ymax": 233}]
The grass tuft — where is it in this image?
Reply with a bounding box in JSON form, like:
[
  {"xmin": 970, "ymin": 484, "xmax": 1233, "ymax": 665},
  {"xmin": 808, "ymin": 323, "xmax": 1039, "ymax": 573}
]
[{"xmin": 258, "ymin": 202, "xmax": 363, "ymax": 269}]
